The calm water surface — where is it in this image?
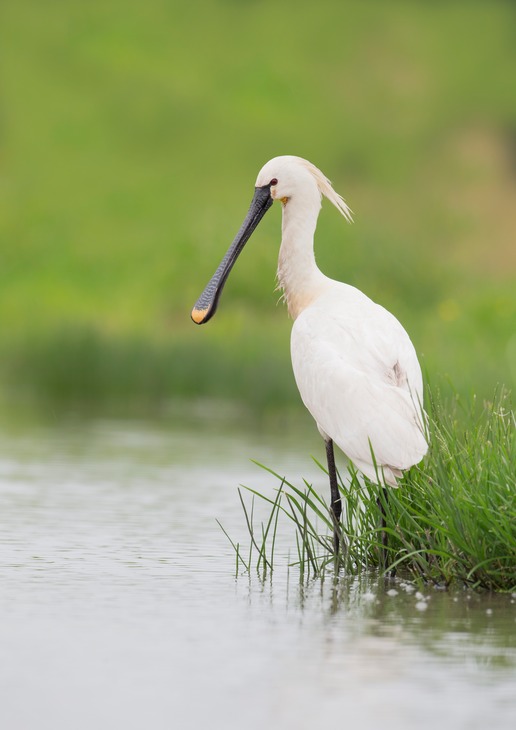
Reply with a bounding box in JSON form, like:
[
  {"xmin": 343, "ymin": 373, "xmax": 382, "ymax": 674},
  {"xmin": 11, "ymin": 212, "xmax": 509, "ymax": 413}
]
[{"xmin": 0, "ymin": 411, "xmax": 515, "ymax": 729}]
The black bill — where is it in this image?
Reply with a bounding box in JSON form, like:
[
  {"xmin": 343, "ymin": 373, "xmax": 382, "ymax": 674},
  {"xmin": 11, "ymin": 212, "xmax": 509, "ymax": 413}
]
[{"xmin": 191, "ymin": 184, "xmax": 273, "ymax": 324}]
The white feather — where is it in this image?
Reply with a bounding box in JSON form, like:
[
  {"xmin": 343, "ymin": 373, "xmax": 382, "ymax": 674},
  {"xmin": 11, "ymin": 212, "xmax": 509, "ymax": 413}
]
[{"xmin": 291, "ymin": 283, "xmax": 427, "ymax": 485}]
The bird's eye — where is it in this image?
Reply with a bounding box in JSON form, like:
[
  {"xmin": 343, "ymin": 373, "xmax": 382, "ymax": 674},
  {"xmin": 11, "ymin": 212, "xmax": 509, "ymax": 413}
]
[{"xmin": 270, "ymin": 178, "xmax": 278, "ymax": 186}]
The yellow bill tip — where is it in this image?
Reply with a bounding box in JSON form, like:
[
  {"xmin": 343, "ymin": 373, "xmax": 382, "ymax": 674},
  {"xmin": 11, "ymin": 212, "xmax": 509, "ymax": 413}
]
[{"xmin": 191, "ymin": 307, "xmax": 208, "ymax": 324}]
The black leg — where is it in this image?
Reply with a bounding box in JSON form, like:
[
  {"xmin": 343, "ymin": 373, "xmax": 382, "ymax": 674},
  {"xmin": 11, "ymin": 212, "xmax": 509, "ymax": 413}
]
[
  {"xmin": 377, "ymin": 486, "xmax": 389, "ymax": 569},
  {"xmin": 325, "ymin": 439, "xmax": 342, "ymax": 555}
]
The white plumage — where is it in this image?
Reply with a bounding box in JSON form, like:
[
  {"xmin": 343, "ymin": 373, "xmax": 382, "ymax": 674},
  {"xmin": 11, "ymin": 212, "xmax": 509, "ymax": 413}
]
[{"xmin": 291, "ymin": 286, "xmax": 427, "ymax": 485}]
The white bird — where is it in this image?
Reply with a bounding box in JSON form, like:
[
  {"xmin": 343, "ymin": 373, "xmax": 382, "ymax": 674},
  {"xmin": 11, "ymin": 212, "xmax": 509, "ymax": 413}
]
[{"xmin": 192, "ymin": 156, "xmax": 428, "ymax": 551}]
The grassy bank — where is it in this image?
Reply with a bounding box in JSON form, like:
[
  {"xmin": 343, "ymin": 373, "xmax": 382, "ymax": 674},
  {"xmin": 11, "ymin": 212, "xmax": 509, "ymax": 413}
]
[
  {"xmin": 226, "ymin": 388, "xmax": 516, "ymax": 591},
  {"xmin": 0, "ymin": 323, "xmax": 297, "ymax": 412}
]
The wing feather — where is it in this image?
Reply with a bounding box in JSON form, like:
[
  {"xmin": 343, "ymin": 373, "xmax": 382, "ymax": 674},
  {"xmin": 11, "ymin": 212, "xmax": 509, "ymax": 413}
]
[{"xmin": 291, "ymin": 284, "xmax": 427, "ymax": 483}]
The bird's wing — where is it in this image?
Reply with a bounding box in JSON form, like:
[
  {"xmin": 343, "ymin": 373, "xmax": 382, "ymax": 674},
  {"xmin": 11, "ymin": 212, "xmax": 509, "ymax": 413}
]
[{"xmin": 291, "ymin": 289, "xmax": 427, "ymax": 478}]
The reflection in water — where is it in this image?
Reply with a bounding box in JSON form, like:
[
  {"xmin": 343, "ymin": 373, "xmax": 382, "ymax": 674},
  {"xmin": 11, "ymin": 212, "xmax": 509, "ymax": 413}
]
[{"xmin": 0, "ymin": 417, "xmax": 515, "ymax": 730}]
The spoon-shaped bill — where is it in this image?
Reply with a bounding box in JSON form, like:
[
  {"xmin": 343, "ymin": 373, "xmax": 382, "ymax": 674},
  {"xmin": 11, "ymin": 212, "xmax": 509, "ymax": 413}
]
[{"xmin": 191, "ymin": 185, "xmax": 273, "ymax": 325}]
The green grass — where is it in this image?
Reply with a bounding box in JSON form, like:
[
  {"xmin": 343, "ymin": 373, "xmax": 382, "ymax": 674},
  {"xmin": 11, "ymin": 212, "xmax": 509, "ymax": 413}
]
[
  {"xmin": 0, "ymin": 0, "xmax": 515, "ymax": 409},
  {"xmin": 222, "ymin": 388, "xmax": 516, "ymax": 591},
  {"xmin": 0, "ymin": 322, "xmax": 298, "ymax": 413}
]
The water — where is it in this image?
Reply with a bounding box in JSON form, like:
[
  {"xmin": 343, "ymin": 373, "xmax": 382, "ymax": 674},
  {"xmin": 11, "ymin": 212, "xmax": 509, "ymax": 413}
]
[{"xmin": 0, "ymin": 411, "xmax": 515, "ymax": 730}]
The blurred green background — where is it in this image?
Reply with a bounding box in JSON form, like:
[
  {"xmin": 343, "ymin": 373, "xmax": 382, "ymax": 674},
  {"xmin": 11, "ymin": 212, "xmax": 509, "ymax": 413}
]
[{"xmin": 1, "ymin": 0, "xmax": 515, "ymax": 414}]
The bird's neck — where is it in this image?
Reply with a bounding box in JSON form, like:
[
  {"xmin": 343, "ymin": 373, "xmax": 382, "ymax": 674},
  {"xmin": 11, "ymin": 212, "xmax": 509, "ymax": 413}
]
[{"xmin": 277, "ymin": 196, "xmax": 327, "ymax": 319}]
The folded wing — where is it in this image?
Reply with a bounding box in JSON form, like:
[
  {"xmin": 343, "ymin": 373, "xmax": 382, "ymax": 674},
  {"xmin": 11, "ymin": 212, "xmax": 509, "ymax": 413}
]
[{"xmin": 291, "ymin": 285, "xmax": 428, "ymax": 484}]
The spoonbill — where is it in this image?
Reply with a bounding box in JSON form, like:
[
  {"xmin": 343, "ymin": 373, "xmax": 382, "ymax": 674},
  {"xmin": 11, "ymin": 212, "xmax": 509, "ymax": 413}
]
[{"xmin": 191, "ymin": 156, "xmax": 428, "ymax": 552}]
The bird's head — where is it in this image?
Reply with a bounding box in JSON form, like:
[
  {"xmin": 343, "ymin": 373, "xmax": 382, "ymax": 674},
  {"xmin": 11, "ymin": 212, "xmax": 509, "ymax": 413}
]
[
  {"xmin": 255, "ymin": 156, "xmax": 315, "ymax": 206},
  {"xmin": 256, "ymin": 156, "xmax": 353, "ymax": 220},
  {"xmin": 191, "ymin": 156, "xmax": 352, "ymax": 325}
]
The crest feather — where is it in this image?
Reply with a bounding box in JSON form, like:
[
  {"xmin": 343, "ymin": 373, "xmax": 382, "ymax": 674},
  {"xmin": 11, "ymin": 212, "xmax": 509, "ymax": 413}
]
[{"xmin": 297, "ymin": 157, "xmax": 353, "ymax": 223}]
